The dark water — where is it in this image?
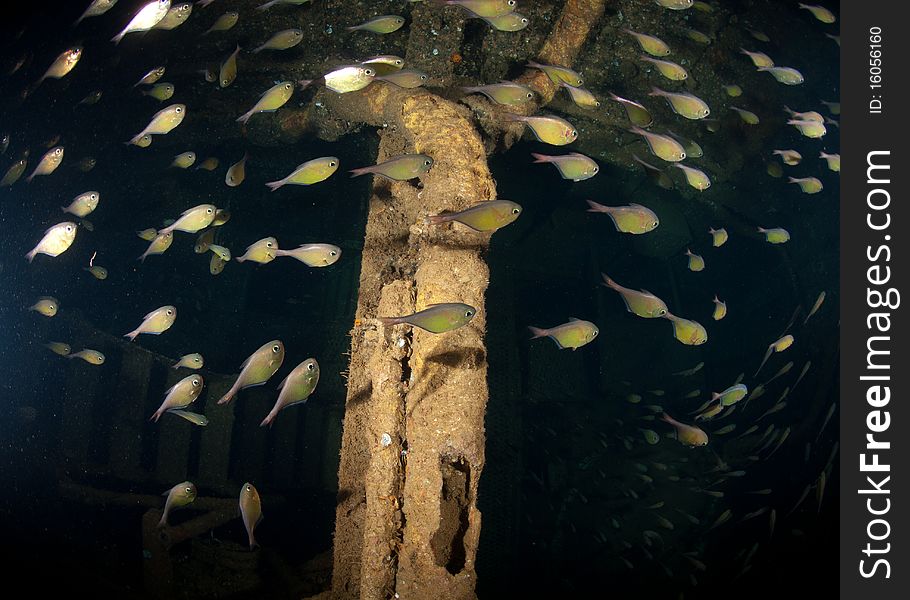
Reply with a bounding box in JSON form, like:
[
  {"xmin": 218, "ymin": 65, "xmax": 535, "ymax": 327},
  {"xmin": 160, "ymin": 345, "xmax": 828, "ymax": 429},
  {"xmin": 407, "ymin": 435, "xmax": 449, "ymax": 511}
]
[{"xmin": 0, "ymin": 0, "xmax": 838, "ymax": 598}]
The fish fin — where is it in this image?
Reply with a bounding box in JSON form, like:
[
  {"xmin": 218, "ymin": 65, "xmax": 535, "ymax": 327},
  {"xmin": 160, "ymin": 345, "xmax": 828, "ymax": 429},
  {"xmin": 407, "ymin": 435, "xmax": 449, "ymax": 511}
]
[
  {"xmin": 264, "ymin": 180, "xmax": 284, "ymax": 191},
  {"xmin": 527, "ymin": 326, "xmax": 548, "ymax": 339},
  {"xmin": 568, "ymin": 317, "xmax": 581, "ymax": 322},
  {"xmin": 124, "ymin": 331, "xmax": 139, "ymax": 341},
  {"xmin": 348, "ymin": 166, "xmax": 373, "ymax": 178},
  {"xmin": 530, "ymin": 153, "xmax": 551, "ymax": 163},
  {"xmin": 425, "ymin": 213, "xmax": 452, "ymax": 226},
  {"xmin": 585, "ymin": 199, "xmax": 608, "ymax": 212}
]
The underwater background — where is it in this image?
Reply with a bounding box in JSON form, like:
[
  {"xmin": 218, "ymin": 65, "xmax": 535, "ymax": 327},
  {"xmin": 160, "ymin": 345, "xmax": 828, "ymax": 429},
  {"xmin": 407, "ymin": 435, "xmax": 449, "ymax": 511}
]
[{"xmin": 0, "ymin": 0, "xmax": 838, "ymax": 598}]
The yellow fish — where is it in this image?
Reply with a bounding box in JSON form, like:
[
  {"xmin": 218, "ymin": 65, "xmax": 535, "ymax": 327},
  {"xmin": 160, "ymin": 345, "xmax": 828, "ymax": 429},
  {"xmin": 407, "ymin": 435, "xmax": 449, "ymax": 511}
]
[
  {"xmin": 274, "ymin": 244, "xmax": 341, "ymax": 266},
  {"xmin": 218, "ymin": 340, "xmax": 286, "ymax": 405},
  {"xmin": 683, "ymin": 28, "xmax": 711, "ymax": 44},
  {"xmin": 640, "ymin": 56, "xmax": 688, "ymax": 80},
  {"xmin": 661, "ymin": 413, "xmax": 708, "ymax": 446},
  {"xmin": 153, "ymin": 3, "xmax": 193, "ymax": 30},
  {"xmin": 754, "ymin": 334, "xmax": 794, "ymax": 377},
  {"xmin": 260, "ymin": 358, "xmax": 320, "ymax": 427},
  {"xmin": 712, "ymin": 296, "xmax": 727, "ymax": 320},
  {"xmin": 68, "ymin": 349, "xmax": 105, "ymax": 365},
  {"xmin": 26, "ymin": 146, "xmax": 64, "ymax": 182},
  {"xmin": 672, "ymin": 164, "xmax": 711, "ymax": 190},
  {"xmin": 26, "ymin": 222, "xmax": 77, "ymax": 262},
  {"xmin": 129, "ymin": 134, "xmax": 153, "ymax": 148},
  {"xmin": 798, "ymin": 3, "xmax": 836, "ymax": 23},
  {"xmin": 1, "ymin": 152, "xmax": 29, "ymax": 186},
  {"xmin": 654, "ymin": 0, "xmax": 693, "ymax": 9},
  {"xmin": 531, "ymin": 152, "xmax": 599, "ymax": 181},
  {"xmin": 30, "ymin": 296, "xmax": 59, "ymax": 317},
  {"xmin": 788, "ymin": 176, "xmax": 823, "ymax": 194},
  {"xmin": 426, "ymin": 200, "xmax": 522, "ymax": 233},
  {"xmin": 128, "ymin": 104, "xmax": 186, "ymax": 145},
  {"xmin": 74, "ymin": 0, "xmax": 119, "ymax": 27},
  {"xmin": 252, "ymin": 29, "xmax": 304, "ymax": 53},
  {"xmin": 525, "ymin": 60, "xmax": 583, "ymax": 86},
  {"xmin": 819, "ymin": 152, "xmax": 839, "ymax": 172},
  {"xmin": 158, "ymin": 482, "xmax": 197, "ymax": 528},
  {"xmin": 773, "ymin": 149, "xmax": 801, "ymax": 165},
  {"xmin": 204, "ymin": 11, "xmax": 238, "ymax": 35},
  {"xmin": 213, "ymin": 209, "xmax": 231, "ymax": 226},
  {"xmin": 788, "ymin": 119, "xmax": 826, "ymax": 138},
  {"xmin": 481, "ymin": 12, "xmax": 529, "ymax": 31},
  {"xmin": 137, "ymin": 228, "xmax": 158, "ymax": 241},
  {"xmin": 111, "ymin": 0, "xmax": 171, "ymax": 44},
  {"xmin": 649, "ymin": 87, "xmax": 710, "ymax": 119},
  {"xmin": 625, "ymin": 30, "xmax": 671, "ymax": 56},
  {"xmin": 685, "ymin": 249, "xmax": 705, "ymax": 272},
  {"xmin": 628, "ymin": 126, "xmax": 686, "ymax": 162},
  {"xmin": 225, "ymin": 153, "xmax": 248, "ymax": 187},
  {"xmin": 758, "ymin": 226, "xmax": 790, "ymax": 244},
  {"xmin": 663, "ymin": 312, "xmax": 707, "ymax": 345},
  {"xmin": 62, "ymin": 191, "xmax": 100, "ymax": 217},
  {"xmin": 133, "ymin": 66, "xmax": 165, "ymax": 87},
  {"xmin": 447, "ymin": 0, "xmax": 516, "ymax": 17},
  {"xmin": 150, "ymin": 374, "xmax": 204, "ymax": 422},
  {"xmin": 323, "ymin": 65, "xmax": 375, "ymax": 93},
  {"xmin": 347, "ymin": 15, "xmax": 405, "ymax": 34},
  {"xmin": 265, "ymin": 157, "xmax": 338, "ymax": 190},
  {"xmin": 558, "ymin": 83, "xmax": 600, "ymax": 109},
  {"xmin": 709, "ymin": 227, "xmax": 728, "ymax": 247},
  {"xmin": 209, "ymin": 244, "xmax": 231, "ymax": 261},
  {"xmin": 237, "ymin": 81, "xmax": 294, "ymax": 124},
  {"xmin": 529, "ymin": 318, "xmax": 599, "ymax": 350},
  {"xmin": 740, "ymin": 48, "xmax": 774, "ymax": 68},
  {"xmin": 159, "ymin": 204, "xmax": 217, "ymax": 235},
  {"xmin": 505, "ymin": 114, "xmax": 577, "ymax": 146},
  {"xmin": 210, "ymin": 254, "xmax": 227, "ymax": 275},
  {"xmin": 586, "ymin": 200, "xmax": 659, "ymax": 234},
  {"xmin": 171, "ymin": 151, "xmax": 196, "ymax": 168},
  {"xmin": 219, "ymin": 45, "xmax": 241, "ymax": 88},
  {"xmin": 173, "ymin": 353, "xmax": 204, "ymax": 370},
  {"xmin": 236, "ymin": 237, "xmax": 279, "ymax": 264},
  {"xmin": 758, "ymin": 66, "xmax": 804, "ymax": 85},
  {"xmin": 196, "ymin": 157, "xmax": 219, "ymax": 171},
  {"xmin": 724, "ymin": 84, "xmax": 743, "ymax": 97},
  {"xmin": 125, "ymin": 305, "xmax": 177, "ymax": 341},
  {"xmin": 730, "ymin": 106, "xmax": 759, "ymax": 124},
  {"xmin": 139, "ymin": 231, "xmax": 173, "ymax": 261},
  {"xmin": 601, "ymin": 273, "xmax": 668, "ymax": 318},
  {"xmin": 608, "ymin": 93, "xmax": 653, "ymax": 128},
  {"xmin": 463, "ymin": 82, "xmax": 535, "ymax": 105},
  {"xmin": 194, "ymin": 229, "xmax": 215, "ymax": 253},
  {"xmin": 84, "ymin": 265, "xmax": 108, "ymax": 280},
  {"xmin": 34, "ymin": 47, "xmax": 83, "ymax": 89},
  {"xmin": 142, "ymin": 82, "xmax": 175, "ymax": 101},
  {"xmin": 239, "ymin": 483, "xmax": 263, "ymax": 549}
]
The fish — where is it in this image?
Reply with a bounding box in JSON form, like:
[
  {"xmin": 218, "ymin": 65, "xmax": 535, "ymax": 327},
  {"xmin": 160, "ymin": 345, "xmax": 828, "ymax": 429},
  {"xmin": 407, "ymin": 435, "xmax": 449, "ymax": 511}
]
[
  {"xmin": 26, "ymin": 146, "xmax": 64, "ymax": 182},
  {"xmin": 266, "ymin": 157, "xmax": 339, "ymax": 190},
  {"xmin": 381, "ymin": 303, "xmax": 478, "ymax": 334},
  {"xmin": 125, "ymin": 305, "xmax": 177, "ymax": 341},
  {"xmin": 204, "ymin": 11, "xmax": 238, "ymax": 34},
  {"xmin": 159, "ymin": 205, "xmax": 217, "ymax": 235},
  {"xmin": 128, "ymin": 134, "xmax": 153, "ymax": 148},
  {"xmin": 627, "ymin": 127, "xmax": 686, "ymax": 161},
  {"xmin": 347, "ymin": 15, "xmax": 405, "ymax": 33},
  {"xmin": 218, "ymin": 341, "xmax": 286, "ymax": 405},
  {"xmin": 375, "ymin": 69, "xmax": 429, "ymax": 88},
  {"xmin": 730, "ymin": 106, "xmax": 759, "ymax": 124},
  {"xmin": 274, "ymin": 244, "xmax": 341, "ymax": 267},
  {"xmin": 685, "ymin": 249, "xmax": 705, "ymax": 271},
  {"xmin": 213, "ymin": 209, "xmax": 231, "ymax": 226},
  {"xmin": 74, "ymin": 0, "xmax": 119, "ymax": 27},
  {"xmin": 505, "ymin": 114, "xmax": 577, "ymax": 146},
  {"xmin": 194, "ymin": 230, "xmax": 215, "ymax": 254},
  {"xmin": 112, "ymin": 0, "xmax": 171, "ymax": 44},
  {"xmin": 239, "ymin": 483, "xmax": 263, "ymax": 549},
  {"xmin": 150, "ymin": 374, "xmax": 203, "ymax": 421},
  {"xmin": 586, "ymin": 201, "xmax": 659, "ymax": 234},
  {"xmin": 77, "ymin": 157, "xmax": 96, "ymax": 172},
  {"xmin": 84, "ymin": 266, "xmax": 108, "ymax": 280},
  {"xmin": 139, "ymin": 231, "xmax": 174, "ymax": 261},
  {"xmin": 758, "ymin": 66, "xmax": 804, "ymax": 85},
  {"xmin": 462, "ymin": 82, "xmax": 535, "ymax": 105},
  {"xmin": 349, "ymin": 154, "xmax": 433, "ymax": 181},
  {"xmin": 764, "ymin": 361, "xmax": 794, "ymax": 386},
  {"xmin": 1, "ymin": 152, "xmax": 28, "ymax": 186},
  {"xmin": 360, "ymin": 55, "xmax": 405, "ymax": 74},
  {"xmin": 153, "ymin": 2, "xmax": 193, "ymax": 29},
  {"xmin": 712, "ymin": 296, "xmax": 727, "ymax": 320},
  {"xmin": 225, "ymin": 153, "xmax": 248, "ymax": 187},
  {"xmin": 663, "ymin": 312, "xmax": 707, "ymax": 345},
  {"xmin": 528, "ymin": 318, "xmax": 599, "ymax": 350},
  {"xmin": 480, "ymin": 12, "xmax": 529, "ymax": 31},
  {"xmin": 724, "ymin": 84, "xmax": 743, "ymax": 97},
  {"xmin": 158, "ymin": 482, "xmax": 197, "ymax": 528},
  {"xmin": 236, "ymin": 237, "xmax": 279, "ymax": 264},
  {"xmin": 625, "ymin": 30, "xmax": 671, "ymax": 56},
  {"xmin": 26, "ymin": 222, "xmax": 77, "ymax": 262},
  {"xmin": 209, "ymin": 245, "xmax": 231, "ymax": 261},
  {"xmin": 252, "ymin": 29, "xmax": 304, "ymax": 53},
  {"xmin": 426, "ymin": 200, "xmax": 522, "ymax": 232},
  {"xmin": 62, "ymin": 191, "xmax": 100, "ymax": 218},
  {"xmin": 709, "ymin": 227, "xmax": 728, "ymax": 247},
  {"xmin": 174, "ymin": 353, "xmax": 204, "ymax": 369},
  {"xmin": 766, "ymin": 161, "xmax": 783, "ymax": 177},
  {"xmin": 709, "ymin": 509, "xmax": 732, "ymax": 530},
  {"xmin": 238, "ymin": 84, "xmax": 296, "ymax": 127},
  {"xmin": 34, "ymin": 47, "xmax": 83, "ymax": 89},
  {"xmin": 68, "ymin": 349, "xmax": 105, "ymax": 365},
  {"xmin": 754, "ymin": 334, "xmax": 795, "ymax": 377},
  {"xmin": 672, "ymin": 163, "xmax": 711, "ymax": 190},
  {"xmin": 134, "ymin": 66, "xmax": 166, "ymax": 87},
  {"xmin": 639, "ymin": 56, "xmax": 687, "ymax": 80},
  {"xmin": 649, "ymin": 87, "xmax": 710, "ymax": 119},
  {"xmin": 713, "ymin": 384, "xmax": 748, "ymax": 407},
  {"xmin": 210, "ymin": 255, "xmax": 227, "ymax": 275},
  {"xmin": 714, "ymin": 424, "xmax": 736, "ymax": 435},
  {"xmin": 137, "ymin": 228, "xmax": 158, "ymax": 241},
  {"xmin": 633, "ymin": 155, "xmax": 673, "ymax": 189},
  {"xmin": 196, "ymin": 157, "xmax": 219, "ymax": 171},
  {"xmin": 784, "ymin": 106, "xmax": 824, "ymax": 122},
  {"xmin": 804, "ymin": 292, "xmax": 826, "ymax": 324},
  {"xmin": 600, "ymin": 273, "xmax": 668, "ymax": 318},
  {"xmin": 219, "ymin": 45, "xmax": 241, "ymax": 88},
  {"xmin": 142, "ymin": 83, "xmax": 175, "ymax": 102},
  {"xmin": 788, "ymin": 176, "xmax": 823, "ymax": 194},
  {"xmin": 821, "ymin": 100, "xmax": 840, "ymax": 115},
  {"xmin": 128, "ymin": 104, "xmax": 186, "ymax": 145},
  {"xmin": 30, "ymin": 297, "xmax": 59, "ymax": 317},
  {"xmin": 683, "ymin": 28, "xmax": 712, "ymax": 44},
  {"xmin": 737, "ymin": 425, "xmax": 760, "ymax": 439},
  {"xmin": 798, "ymin": 3, "xmax": 836, "ymax": 23},
  {"xmin": 654, "ymin": 0, "xmax": 693, "ymax": 9},
  {"xmin": 788, "ymin": 119, "xmax": 826, "ymax": 138},
  {"xmin": 773, "ymin": 149, "xmax": 802, "ymax": 165},
  {"xmin": 447, "ymin": 0, "xmax": 516, "ymax": 18},
  {"xmin": 169, "ymin": 410, "xmax": 209, "ymax": 426},
  {"xmin": 531, "ymin": 152, "xmax": 598, "ymax": 181},
  {"xmin": 740, "ymin": 48, "xmax": 774, "ymax": 68},
  {"xmin": 641, "ymin": 429, "xmax": 660, "ymax": 445},
  {"xmin": 608, "ymin": 93, "xmax": 653, "ymax": 127},
  {"xmin": 558, "ymin": 83, "xmax": 600, "ymax": 109},
  {"xmin": 257, "ymin": 0, "xmax": 313, "ymax": 9},
  {"xmin": 825, "ymin": 33, "xmax": 840, "ymax": 45},
  {"xmin": 820, "ymin": 152, "xmax": 840, "ymax": 172},
  {"xmin": 261, "ymin": 358, "xmax": 320, "ymax": 427},
  {"xmin": 171, "ymin": 152, "xmax": 196, "ymax": 168},
  {"xmin": 758, "ymin": 226, "xmax": 790, "ymax": 244},
  {"xmin": 661, "ymin": 413, "xmax": 708, "ymax": 446},
  {"xmin": 324, "ymin": 65, "xmax": 375, "ymax": 93},
  {"xmin": 46, "ymin": 342, "xmax": 72, "ymax": 356}
]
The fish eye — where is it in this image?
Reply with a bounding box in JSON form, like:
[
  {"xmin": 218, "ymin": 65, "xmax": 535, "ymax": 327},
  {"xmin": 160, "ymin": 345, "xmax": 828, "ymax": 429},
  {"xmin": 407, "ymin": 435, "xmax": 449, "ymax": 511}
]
[
  {"xmin": 192, "ymin": 379, "xmax": 200, "ymax": 386},
  {"xmin": 175, "ymin": 106, "xmax": 183, "ymax": 113},
  {"xmin": 307, "ymin": 363, "xmax": 315, "ymax": 371},
  {"xmin": 571, "ymin": 130, "xmax": 578, "ymax": 137},
  {"xmin": 66, "ymin": 225, "xmax": 73, "ymax": 231},
  {"xmin": 185, "ymin": 486, "xmax": 192, "ymax": 493},
  {"xmin": 680, "ymin": 152, "xmax": 687, "ymax": 159},
  {"xmin": 330, "ymin": 250, "xmax": 337, "ymax": 256},
  {"xmin": 465, "ymin": 310, "xmax": 474, "ymax": 317},
  {"xmin": 206, "ymin": 208, "xmax": 214, "ymax": 214},
  {"xmin": 272, "ymin": 345, "xmax": 280, "ymax": 353},
  {"xmin": 166, "ymin": 309, "xmax": 174, "ymax": 315},
  {"xmin": 578, "ymin": 79, "xmax": 584, "ymax": 85},
  {"xmin": 194, "ymin": 357, "xmax": 200, "ymax": 362},
  {"xmin": 266, "ymin": 241, "xmax": 274, "ymax": 247},
  {"xmin": 365, "ymin": 68, "xmax": 375, "ymax": 76},
  {"xmin": 508, "ymin": 0, "xmax": 516, "ymax": 5},
  {"xmin": 329, "ymin": 161, "xmax": 337, "ymax": 167},
  {"xmin": 593, "ymin": 166, "xmax": 599, "ymax": 173},
  {"xmin": 526, "ymin": 92, "xmax": 533, "ymax": 98},
  {"xmin": 245, "ymin": 484, "xmax": 251, "ymax": 491},
  {"xmin": 395, "ymin": 60, "xmax": 403, "ymax": 65},
  {"xmin": 658, "ymin": 308, "xmax": 667, "ymax": 316},
  {"xmin": 420, "ymin": 75, "xmax": 428, "ymax": 80},
  {"xmin": 285, "ymin": 84, "xmax": 292, "ymax": 89},
  {"xmin": 91, "ymin": 194, "xmax": 97, "ymax": 199},
  {"xmin": 55, "ymin": 148, "xmax": 62, "ymax": 155},
  {"xmin": 222, "ymin": 80, "xmax": 228, "ymax": 85}
]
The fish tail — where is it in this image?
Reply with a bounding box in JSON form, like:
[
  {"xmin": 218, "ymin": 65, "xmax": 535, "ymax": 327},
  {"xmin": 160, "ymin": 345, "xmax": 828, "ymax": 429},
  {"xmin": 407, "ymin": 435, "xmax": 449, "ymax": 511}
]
[
  {"xmin": 157, "ymin": 515, "xmax": 167, "ymax": 529},
  {"xmin": 502, "ymin": 113, "xmax": 524, "ymax": 123},
  {"xmin": 259, "ymin": 411, "xmax": 277, "ymax": 428},
  {"xmin": 787, "ymin": 176, "xmax": 799, "ymax": 183},
  {"xmin": 25, "ymin": 248, "xmax": 37, "ymax": 262},
  {"xmin": 425, "ymin": 214, "xmax": 451, "ymax": 226},
  {"xmin": 111, "ymin": 32, "xmax": 124, "ymax": 45},
  {"xmin": 377, "ymin": 316, "xmax": 403, "ymax": 326},
  {"xmin": 461, "ymin": 86, "xmax": 480, "ymax": 94},
  {"xmin": 530, "ymin": 153, "xmax": 552, "ymax": 164},
  {"xmin": 600, "ymin": 272, "xmax": 616, "ymax": 288},
  {"xmin": 648, "ymin": 86, "xmax": 665, "ymax": 97},
  {"xmin": 527, "ymin": 326, "xmax": 549, "ymax": 339},
  {"xmin": 585, "ymin": 199, "xmax": 608, "ymax": 213},
  {"xmin": 217, "ymin": 386, "xmax": 237, "ymax": 405},
  {"xmin": 525, "ymin": 59, "xmax": 543, "ymax": 68},
  {"xmin": 150, "ymin": 411, "xmax": 161, "ymax": 423},
  {"xmin": 124, "ymin": 330, "xmax": 139, "ymax": 342},
  {"xmin": 264, "ymin": 180, "xmax": 284, "ymax": 191},
  {"xmin": 236, "ymin": 111, "xmax": 253, "ymax": 124},
  {"xmin": 348, "ymin": 166, "xmax": 373, "ymax": 178}
]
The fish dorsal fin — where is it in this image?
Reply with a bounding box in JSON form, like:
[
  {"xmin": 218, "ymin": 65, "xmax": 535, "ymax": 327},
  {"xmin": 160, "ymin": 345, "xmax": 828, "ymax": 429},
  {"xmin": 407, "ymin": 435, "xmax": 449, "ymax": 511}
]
[
  {"xmin": 628, "ymin": 202, "xmax": 646, "ymax": 209},
  {"xmin": 162, "ymin": 490, "xmax": 171, "ymax": 497},
  {"xmin": 239, "ymin": 353, "xmax": 253, "ymax": 371},
  {"xmin": 640, "ymin": 288, "xmax": 656, "ymax": 296},
  {"xmin": 568, "ymin": 317, "xmax": 581, "ymax": 322},
  {"xmin": 257, "ymin": 512, "xmax": 265, "ymax": 525},
  {"xmin": 164, "ymin": 381, "xmax": 178, "ymax": 396},
  {"xmin": 276, "ymin": 372, "xmax": 290, "ymax": 392}
]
